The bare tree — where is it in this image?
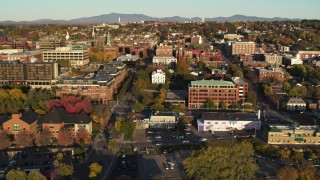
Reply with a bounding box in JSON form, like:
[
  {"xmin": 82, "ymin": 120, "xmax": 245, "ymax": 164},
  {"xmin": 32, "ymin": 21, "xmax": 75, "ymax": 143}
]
[
  {"xmin": 0, "ymin": 130, "xmax": 12, "ymax": 150},
  {"xmin": 35, "ymin": 127, "xmax": 52, "ymax": 146},
  {"xmin": 15, "ymin": 131, "xmax": 33, "ymax": 148}
]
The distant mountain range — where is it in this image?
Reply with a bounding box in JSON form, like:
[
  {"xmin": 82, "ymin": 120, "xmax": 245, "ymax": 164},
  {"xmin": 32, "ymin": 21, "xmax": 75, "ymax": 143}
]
[{"xmin": 0, "ymin": 13, "xmax": 302, "ymax": 25}]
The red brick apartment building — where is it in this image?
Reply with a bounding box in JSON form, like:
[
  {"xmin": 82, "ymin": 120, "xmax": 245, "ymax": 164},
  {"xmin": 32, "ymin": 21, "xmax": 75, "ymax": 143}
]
[
  {"xmin": 188, "ymin": 80, "xmax": 240, "ymax": 109},
  {"xmin": 232, "ymin": 42, "xmax": 256, "ymax": 55},
  {"xmin": 258, "ymin": 68, "xmax": 285, "ymax": 83},
  {"xmin": 55, "ymin": 62, "xmax": 127, "ymax": 104},
  {"xmin": 297, "ymin": 51, "xmax": 320, "ymax": 59},
  {"xmin": 156, "ymin": 44, "xmax": 173, "ymax": 57}
]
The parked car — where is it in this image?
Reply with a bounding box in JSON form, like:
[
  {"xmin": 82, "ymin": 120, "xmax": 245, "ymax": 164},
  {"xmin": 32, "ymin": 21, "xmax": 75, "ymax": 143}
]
[
  {"xmin": 8, "ymin": 160, "xmax": 16, "ymax": 167},
  {"xmin": 199, "ymin": 138, "xmax": 207, "ymax": 142},
  {"xmin": 155, "ymin": 135, "xmax": 162, "ymax": 139},
  {"xmin": 183, "ymin": 140, "xmax": 190, "ymax": 143}
]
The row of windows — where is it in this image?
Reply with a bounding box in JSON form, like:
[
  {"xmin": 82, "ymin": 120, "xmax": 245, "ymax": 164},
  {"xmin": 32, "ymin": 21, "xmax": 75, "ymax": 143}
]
[
  {"xmin": 269, "ymin": 139, "xmax": 320, "ymax": 143},
  {"xmin": 191, "ymin": 89, "xmax": 236, "ymax": 92},
  {"xmin": 190, "ymin": 93, "xmax": 236, "ymax": 96}
]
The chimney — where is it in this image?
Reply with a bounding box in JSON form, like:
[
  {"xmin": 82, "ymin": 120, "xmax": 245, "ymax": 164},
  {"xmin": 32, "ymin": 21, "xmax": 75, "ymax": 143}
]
[{"xmin": 12, "ymin": 113, "xmax": 22, "ymax": 119}]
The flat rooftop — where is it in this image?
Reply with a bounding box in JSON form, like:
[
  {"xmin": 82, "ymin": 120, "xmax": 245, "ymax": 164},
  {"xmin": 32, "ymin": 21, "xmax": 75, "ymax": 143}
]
[{"xmin": 202, "ymin": 112, "xmax": 258, "ymax": 121}]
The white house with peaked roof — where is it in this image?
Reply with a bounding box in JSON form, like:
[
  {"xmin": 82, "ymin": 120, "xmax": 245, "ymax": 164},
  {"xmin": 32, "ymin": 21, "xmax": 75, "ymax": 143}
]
[
  {"xmin": 286, "ymin": 97, "xmax": 306, "ymax": 111},
  {"xmin": 151, "ymin": 69, "xmax": 166, "ymax": 84}
]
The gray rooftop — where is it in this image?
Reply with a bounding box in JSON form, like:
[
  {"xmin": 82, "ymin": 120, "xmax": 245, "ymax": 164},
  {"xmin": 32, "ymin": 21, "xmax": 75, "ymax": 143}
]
[
  {"xmin": 202, "ymin": 112, "xmax": 258, "ymax": 121},
  {"xmin": 190, "ymin": 80, "xmax": 235, "ymax": 87}
]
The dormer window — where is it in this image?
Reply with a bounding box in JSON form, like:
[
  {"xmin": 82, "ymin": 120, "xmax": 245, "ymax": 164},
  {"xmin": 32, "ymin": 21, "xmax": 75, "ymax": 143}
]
[{"xmin": 13, "ymin": 124, "xmax": 20, "ymax": 131}]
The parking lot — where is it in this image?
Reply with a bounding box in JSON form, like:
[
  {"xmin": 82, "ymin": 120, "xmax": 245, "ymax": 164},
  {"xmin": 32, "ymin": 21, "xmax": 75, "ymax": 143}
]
[
  {"xmin": 138, "ymin": 150, "xmax": 190, "ymax": 179},
  {"xmin": 109, "ymin": 154, "xmax": 139, "ymax": 179}
]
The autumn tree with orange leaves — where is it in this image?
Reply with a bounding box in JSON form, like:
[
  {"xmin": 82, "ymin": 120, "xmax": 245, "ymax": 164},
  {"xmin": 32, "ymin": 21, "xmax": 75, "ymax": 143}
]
[
  {"xmin": 57, "ymin": 128, "xmax": 74, "ymax": 146},
  {"xmin": 75, "ymin": 128, "xmax": 91, "ymax": 145},
  {"xmin": 35, "ymin": 127, "xmax": 52, "ymax": 146}
]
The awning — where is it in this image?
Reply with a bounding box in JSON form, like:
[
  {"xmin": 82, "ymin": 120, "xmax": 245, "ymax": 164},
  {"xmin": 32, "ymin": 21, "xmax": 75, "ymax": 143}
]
[{"xmin": 295, "ymin": 138, "xmax": 304, "ymax": 142}]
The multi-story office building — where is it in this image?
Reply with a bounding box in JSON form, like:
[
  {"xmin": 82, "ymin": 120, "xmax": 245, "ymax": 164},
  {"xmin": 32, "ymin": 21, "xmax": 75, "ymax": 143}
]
[
  {"xmin": 188, "ymin": 80, "xmax": 240, "ymax": 109},
  {"xmin": 37, "ymin": 39, "xmax": 65, "ymax": 51},
  {"xmin": 43, "ymin": 47, "xmax": 89, "ymax": 67},
  {"xmin": 0, "ymin": 61, "xmax": 58, "ymax": 88},
  {"xmin": 151, "ymin": 69, "xmax": 166, "ymax": 84},
  {"xmin": 231, "ymin": 42, "xmax": 256, "ymax": 55},
  {"xmin": 0, "ymin": 61, "xmax": 25, "ymax": 81},
  {"xmin": 55, "ymin": 62, "xmax": 126, "ymax": 104},
  {"xmin": 231, "ymin": 77, "xmax": 249, "ymax": 101}
]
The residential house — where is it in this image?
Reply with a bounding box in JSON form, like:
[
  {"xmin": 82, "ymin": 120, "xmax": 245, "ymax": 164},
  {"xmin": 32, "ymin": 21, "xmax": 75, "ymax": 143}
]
[
  {"xmin": 286, "ymin": 97, "xmax": 306, "ymax": 111},
  {"xmin": 3, "ymin": 110, "xmax": 40, "ymax": 136},
  {"xmin": 42, "ymin": 107, "xmax": 92, "ymax": 139},
  {"xmin": 151, "ymin": 69, "xmax": 166, "ymax": 84}
]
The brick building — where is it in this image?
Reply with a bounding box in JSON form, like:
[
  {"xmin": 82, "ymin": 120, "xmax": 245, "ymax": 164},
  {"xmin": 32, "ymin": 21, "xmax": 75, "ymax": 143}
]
[
  {"xmin": 0, "ymin": 61, "xmax": 58, "ymax": 88},
  {"xmin": 297, "ymin": 51, "xmax": 320, "ymax": 59},
  {"xmin": 240, "ymin": 54, "xmax": 254, "ymax": 62},
  {"xmin": 42, "ymin": 107, "xmax": 92, "ymax": 139},
  {"xmin": 55, "ymin": 62, "xmax": 127, "ymax": 104},
  {"xmin": 104, "ymin": 46, "xmax": 118, "ymax": 60},
  {"xmin": 188, "ymin": 80, "xmax": 240, "ymax": 109},
  {"xmin": 117, "ymin": 44, "xmax": 148, "ymax": 59},
  {"xmin": 156, "ymin": 44, "xmax": 173, "ymax": 57},
  {"xmin": 231, "ymin": 42, "xmax": 256, "ymax": 55},
  {"xmin": 232, "ymin": 77, "xmax": 249, "ymax": 101},
  {"xmin": 2, "ymin": 110, "xmax": 40, "ymax": 136},
  {"xmin": 258, "ymin": 69, "xmax": 285, "ymax": 83},
  {"xmin": 0, "ymin": 52, "xmax": 42, "ymax": 63}
]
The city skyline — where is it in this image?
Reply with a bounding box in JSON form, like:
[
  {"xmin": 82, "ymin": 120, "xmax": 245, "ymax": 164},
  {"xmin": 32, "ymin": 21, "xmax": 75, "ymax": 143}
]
[{"xmin": 1, "ymin": 0, "xmax": 319, "ymax": 21}]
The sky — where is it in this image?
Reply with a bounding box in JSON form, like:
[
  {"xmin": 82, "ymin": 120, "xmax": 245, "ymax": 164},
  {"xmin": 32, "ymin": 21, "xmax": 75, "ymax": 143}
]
[{"xmin": 1, "ymin": 0, "xmax": 319, "ymax": 21}]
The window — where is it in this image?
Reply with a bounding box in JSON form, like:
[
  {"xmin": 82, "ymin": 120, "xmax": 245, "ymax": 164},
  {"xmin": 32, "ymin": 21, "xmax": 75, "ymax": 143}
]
[{"xmin": 13, "ymin": 124, "xmax": 20, "ymax": 131}]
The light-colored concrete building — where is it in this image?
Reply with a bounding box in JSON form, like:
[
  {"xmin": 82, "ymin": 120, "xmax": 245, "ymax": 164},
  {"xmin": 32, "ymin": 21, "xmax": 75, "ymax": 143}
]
[
  {"xmin": 117, "ymin": 54, "xmax": 140, "ymax": 62},
  {"xmin": 152, "ymin": 56, "xmax": 177, "ymax": 66},
  {"xmin": 279, "ymin": 45, "xmax": 290, "ymax": 52},
  {"xmin": 224, "ymin": 34, "xmax": 244, "ymax": 40},
  {"xmin": 231, "ymin": 42, "xmax": 256, "ymax": 55},
  {"xmin": 144, "ymin": 111, "xmax": 177, "ymax": 129},
  {"xmin": 264, "ymin": 54, "xmax": 283, "ymax": 65},
  {"xmin": 151, "ymin": 69, "xmax": 166, "ymax": 84},
  {"xmin": 43, "ymin": 47, "xmax": 89, "ymax": 67},
  {"xmin": 197, "ymin": 112, "xmax": 261, "ymax": 132},
  {"xmin": 265, "ymin": 125, "xmax": 320, "ymax": 145}
]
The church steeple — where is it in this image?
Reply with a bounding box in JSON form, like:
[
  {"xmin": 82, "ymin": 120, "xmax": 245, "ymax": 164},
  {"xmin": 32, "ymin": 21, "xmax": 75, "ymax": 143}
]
[
  {"xmin": 106, "ymin": 31, "xmax": 111, "ymax": 45},
  {"xmin": 92, "ymin": 28, "xmax": 96, "ymax": 39}
]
